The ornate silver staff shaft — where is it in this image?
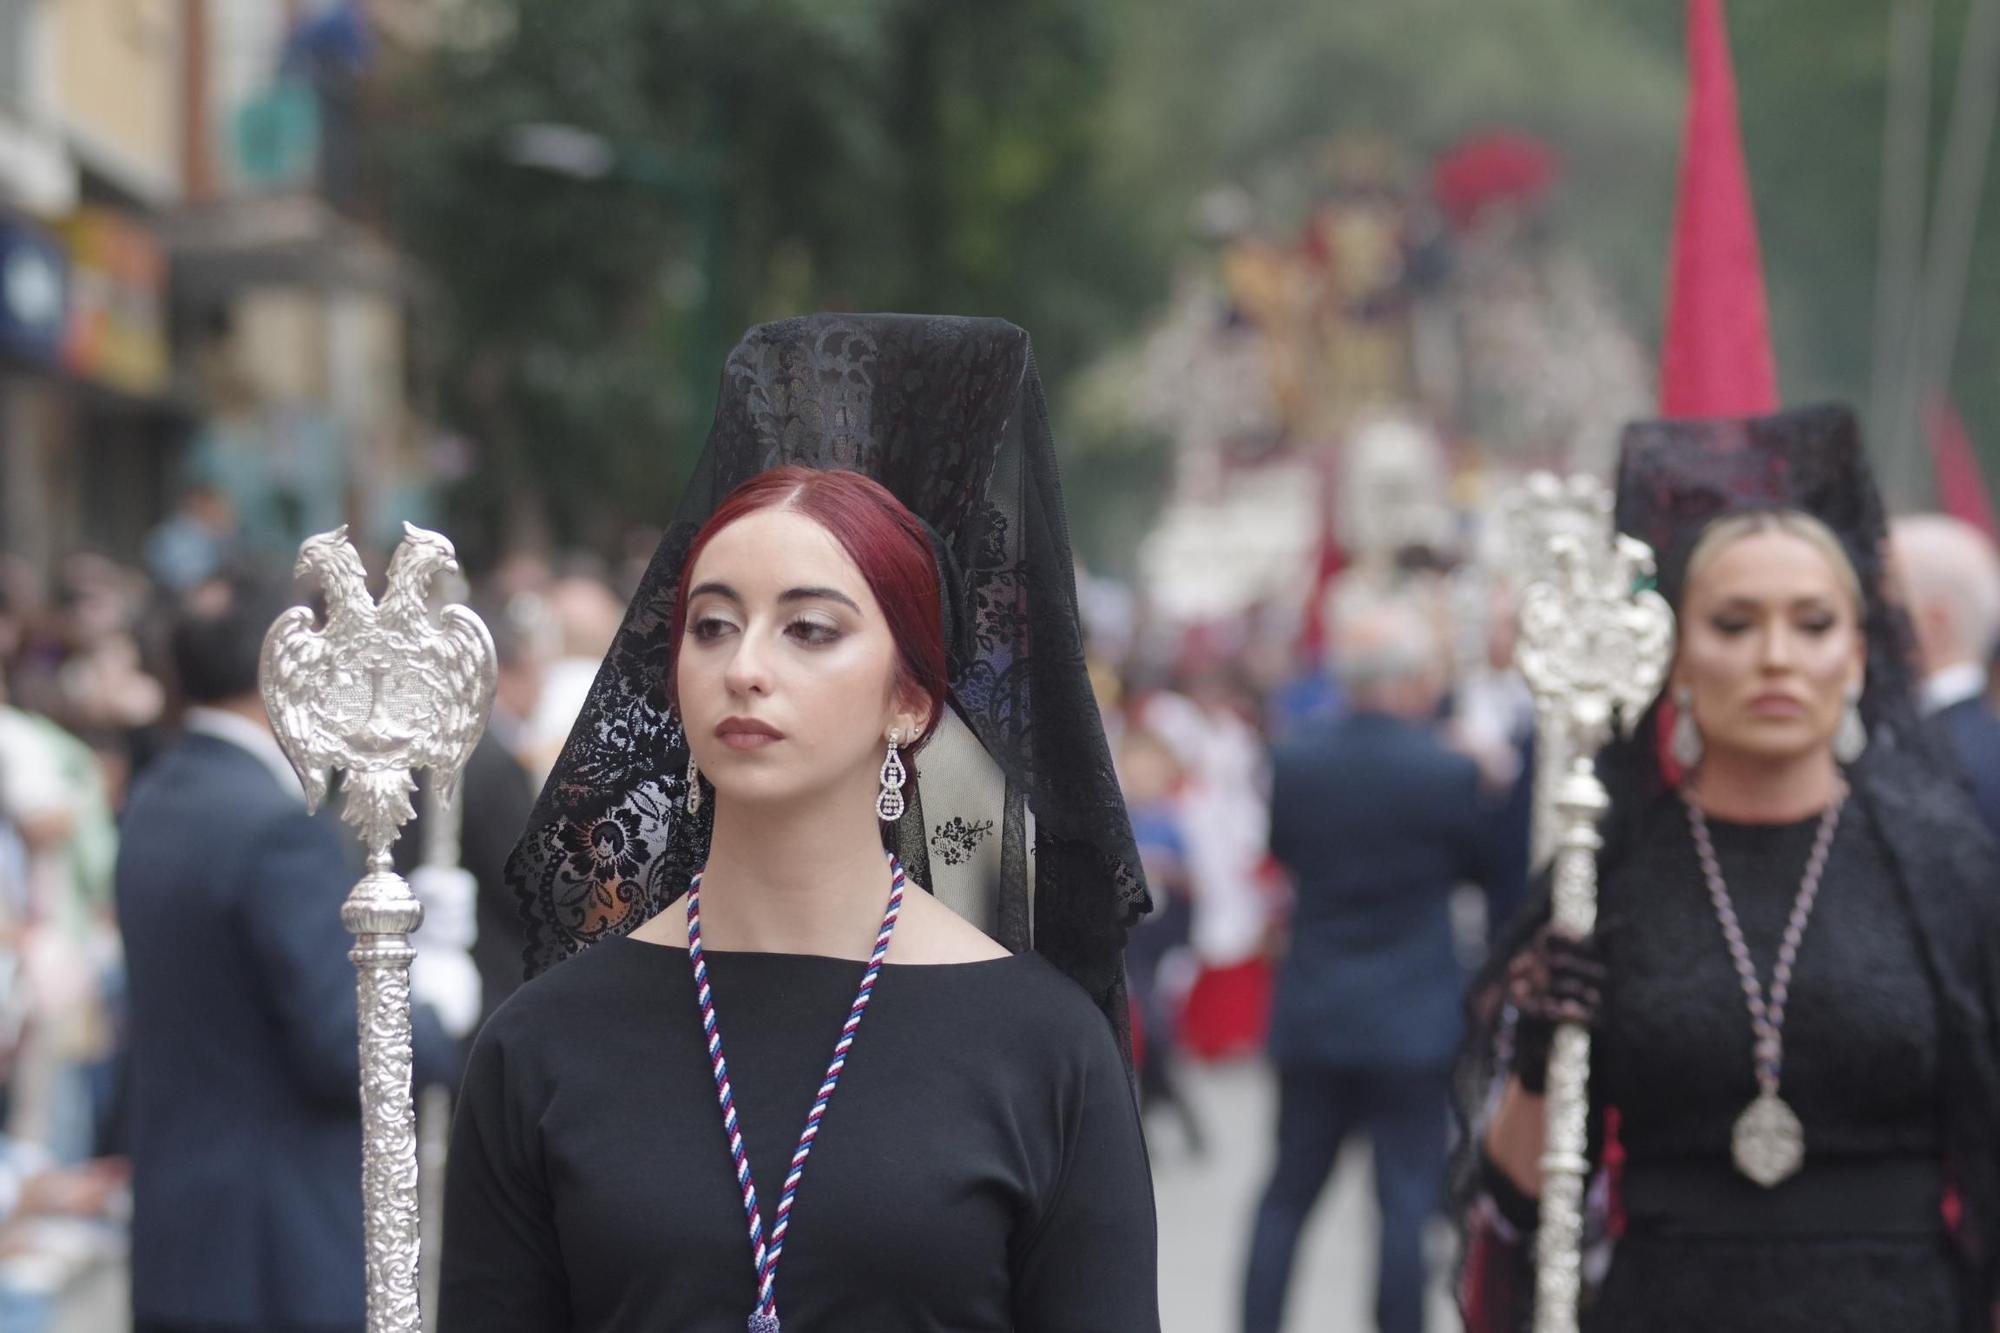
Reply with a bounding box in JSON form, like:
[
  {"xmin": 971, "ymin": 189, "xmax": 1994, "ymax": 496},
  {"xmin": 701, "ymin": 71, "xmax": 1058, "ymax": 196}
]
[
  {"xmin": 1514, "ymin": 531, "xmax": 1672, "ymax": 1333},
  {"xmin": 260, "ymin": 522, "xmax": 496, "ymax": 1333}
]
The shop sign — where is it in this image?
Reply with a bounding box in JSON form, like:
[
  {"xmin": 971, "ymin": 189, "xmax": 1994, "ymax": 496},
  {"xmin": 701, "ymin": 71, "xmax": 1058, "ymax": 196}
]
[
  {"xmin": 0, "ymin": 217, "xmax": 67, "ymax": 367},
  {"xmin": 60, "ymin": 206, "xmax": 168, "ymax": 396}
]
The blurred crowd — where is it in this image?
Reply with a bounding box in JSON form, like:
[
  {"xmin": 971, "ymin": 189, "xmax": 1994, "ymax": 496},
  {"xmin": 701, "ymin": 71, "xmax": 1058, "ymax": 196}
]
[
  {"xmin": 0, "ymin": 485, "xmax": 659, "ymax": 1330},
  {"xmin": 1093, "ymin": 560, "xmax": 1536, "ymax": 1139},
  {"xmin": 4, "ymin": 476, "xmax": 2000, "ymax": 1332}
]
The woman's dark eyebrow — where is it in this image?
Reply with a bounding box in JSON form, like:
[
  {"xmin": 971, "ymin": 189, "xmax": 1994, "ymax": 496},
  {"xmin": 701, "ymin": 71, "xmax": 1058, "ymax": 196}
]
[
  {"xmin": 688, "ymin": 582, "xmax": 862, "ymax": 613},
  {"xmin": 781, "ymin": 586, "xmax": 863, "ymax": 612},
  {"xmin": 1709, "ymin": 593, "xmax": 1841, "ymax": 611}
]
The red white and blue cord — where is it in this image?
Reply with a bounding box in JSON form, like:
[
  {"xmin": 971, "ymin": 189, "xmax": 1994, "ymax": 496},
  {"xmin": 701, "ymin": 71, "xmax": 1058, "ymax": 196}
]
[{"xmin": 686, "ymin": 852, "xmax": 907, "ymax": 1332}]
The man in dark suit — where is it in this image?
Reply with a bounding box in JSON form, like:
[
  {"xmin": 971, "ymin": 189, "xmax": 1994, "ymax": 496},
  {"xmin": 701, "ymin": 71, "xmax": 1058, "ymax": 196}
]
[
  {"xmin": 1243, "ymin": 589, "xmax": 1500, "ymax": 1333},
  {"xmin": 116, "ymin": 574, "xmax": 471, "ymax": 1333},
  {"xmin": 394, "ymin": 594, "xmax": 543, "ymax": 1025},
  {"xmin": 1892, "ymin": 515, "xmax": 2000, "ymax": 844}
]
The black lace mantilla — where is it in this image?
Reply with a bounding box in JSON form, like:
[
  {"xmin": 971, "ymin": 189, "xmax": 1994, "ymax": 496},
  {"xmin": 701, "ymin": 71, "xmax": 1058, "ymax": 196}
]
[
  {"xmin": 1615, "ymin": 403, "xmax": 1921, "ymax": 749},
  {"xmin": 504, "ymin": 314, "xmax": 1150, "ymax": 1052}
]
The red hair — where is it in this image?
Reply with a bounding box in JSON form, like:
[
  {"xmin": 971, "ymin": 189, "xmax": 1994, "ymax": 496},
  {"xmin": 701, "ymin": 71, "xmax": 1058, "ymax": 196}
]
[{"xmin": 668, "ymin": 467, "xmax": 950, "ymax": 749}]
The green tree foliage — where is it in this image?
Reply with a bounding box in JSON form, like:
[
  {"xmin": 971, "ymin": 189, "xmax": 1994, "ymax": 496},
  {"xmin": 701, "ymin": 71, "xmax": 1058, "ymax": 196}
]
[
  {"xmin": 381, "ymin": 0, "xmax": 1155, "ymax": 558},
  {"xmin": 387, "ymin": 0, "xmax": 1998, "ymax": 563}
]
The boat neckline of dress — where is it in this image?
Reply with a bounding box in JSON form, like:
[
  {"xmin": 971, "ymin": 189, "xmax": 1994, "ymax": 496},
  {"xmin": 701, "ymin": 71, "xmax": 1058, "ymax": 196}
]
[
  {"xmin": 1675, "ymin": 784, "xmax": 1849, "ymax": 831},
  {"xmin": 610, "ymin": 933, "xmax": 1032, "ymax": 970}
]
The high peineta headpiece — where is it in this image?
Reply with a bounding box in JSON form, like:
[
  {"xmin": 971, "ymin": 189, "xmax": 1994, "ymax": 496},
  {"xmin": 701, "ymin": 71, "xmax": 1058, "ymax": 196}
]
[
  {"xmin": 505, "ymin": 314, "xmax": 1150, "ymax": 1050},
  {"xmin": 1613, "ymin": 402, "xmax": 1918, "ymax": 750}
]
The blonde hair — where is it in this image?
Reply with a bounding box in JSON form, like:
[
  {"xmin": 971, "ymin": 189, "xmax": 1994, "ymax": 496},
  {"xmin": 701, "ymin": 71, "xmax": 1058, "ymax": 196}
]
[{"xmin": 1682, "ymin": 510, "xmax": 1863, "ymax": 612}]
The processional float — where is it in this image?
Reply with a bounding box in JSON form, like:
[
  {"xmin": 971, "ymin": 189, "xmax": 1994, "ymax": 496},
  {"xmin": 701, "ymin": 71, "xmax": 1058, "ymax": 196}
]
[
  {"xmin": 259, "ymin": 522, "xmax": 497, "ymax": 1333},
  {"xmin": 1505, "ymin": 484, "xmax": 1672, "ymax": 1333}
]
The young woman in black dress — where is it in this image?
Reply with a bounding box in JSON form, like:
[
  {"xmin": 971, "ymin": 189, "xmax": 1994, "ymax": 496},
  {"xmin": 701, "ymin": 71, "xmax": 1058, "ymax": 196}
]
[
  {"xmin": 1459, "ymin": 405, "xmax": 2000, "ymax": 1333},
  {"xmin": 440, "ymin": 315, "xmax": 1159, "ymax": 1332}
]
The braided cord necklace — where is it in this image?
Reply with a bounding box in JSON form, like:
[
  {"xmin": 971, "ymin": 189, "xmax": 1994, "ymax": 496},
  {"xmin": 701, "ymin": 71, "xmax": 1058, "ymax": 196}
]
[
  {"xmin": 686, "ymin": 852, "xmax": 907, "ymax": 1332},
  {"xmin": 1683, "ymin": 788, "xmax": 1844, "ymax": 1188}
]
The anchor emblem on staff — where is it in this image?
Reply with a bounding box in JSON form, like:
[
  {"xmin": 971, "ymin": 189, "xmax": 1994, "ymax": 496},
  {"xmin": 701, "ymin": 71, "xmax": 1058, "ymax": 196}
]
[{"xmin": 260, "ymin": 522, "xmax": 497, "ymax": 1333}]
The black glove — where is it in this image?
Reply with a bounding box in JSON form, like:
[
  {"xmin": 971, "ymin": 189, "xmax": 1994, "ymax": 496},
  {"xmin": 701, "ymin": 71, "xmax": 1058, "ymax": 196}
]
[{"xmin": 1506, "ymin": 925, "xmax": 1606, "ymax": 1095}]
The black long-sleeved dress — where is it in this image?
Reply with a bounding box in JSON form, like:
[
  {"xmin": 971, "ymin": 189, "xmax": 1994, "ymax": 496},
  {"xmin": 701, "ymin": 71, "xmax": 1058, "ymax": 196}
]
[
  {"xmin": 1585, "ymin": 806, "xmax": 1960, "ymax": 1330},
  {"xmin": 439, "ymin": 935, "xmax": 1160, "ymax": 1332}
]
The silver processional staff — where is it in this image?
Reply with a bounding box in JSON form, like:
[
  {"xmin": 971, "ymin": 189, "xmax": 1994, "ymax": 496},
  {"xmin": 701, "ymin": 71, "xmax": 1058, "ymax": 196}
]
[
  {"xmin": 1513, "ymin": 529, "xmax": 1672, "ymax": 1333},
  {"xmin": 259, "ymin": 522, "xmax": 497, "ymax": 1333}
]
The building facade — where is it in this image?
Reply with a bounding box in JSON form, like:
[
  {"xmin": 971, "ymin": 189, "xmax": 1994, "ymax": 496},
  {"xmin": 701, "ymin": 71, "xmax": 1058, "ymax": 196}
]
[{"xmin": 0, "ymin": 0, "xmax": 436, "ymax": 582}]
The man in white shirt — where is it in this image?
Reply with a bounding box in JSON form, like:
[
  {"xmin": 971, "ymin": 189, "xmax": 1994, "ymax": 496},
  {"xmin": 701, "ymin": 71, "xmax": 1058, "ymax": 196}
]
[{"xmin": 1891, "ymin": 514, "xmax": 2000, "ymax": 842}]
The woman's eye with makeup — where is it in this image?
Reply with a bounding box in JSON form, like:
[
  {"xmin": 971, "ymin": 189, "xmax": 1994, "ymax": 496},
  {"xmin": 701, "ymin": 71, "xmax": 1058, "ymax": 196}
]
[
  {"xmin": 786, "ymin": 617, "xmax": 842, "ymax": 646},
  {"xmin": 1794, "ymin": 612, "xmax": 1837, "ymax": 635},
  {"xmin": 1707, "ymin": 615, "xmax": 1753, "ymax": 636},
  {"xmin": 690, "ymin": 614, "xmax": 737, "ymax": 641}
]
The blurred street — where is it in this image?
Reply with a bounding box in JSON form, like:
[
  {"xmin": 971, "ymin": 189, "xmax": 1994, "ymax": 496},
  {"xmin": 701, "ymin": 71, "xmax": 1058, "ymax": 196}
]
[
  {"xmin": 51, "ymin": 1263, "xmax": 117, "ymax": 1333},
  {"xmin": 1153, "ymin": 1063, "xmax": 1459, "ymax": 1333}
]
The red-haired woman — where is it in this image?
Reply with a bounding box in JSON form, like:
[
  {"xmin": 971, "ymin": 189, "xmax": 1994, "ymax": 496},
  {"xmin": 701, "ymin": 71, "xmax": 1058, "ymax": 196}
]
[{"xmin": 441, "ymin": 318, "xmax": 1159, "ymax": 1331}]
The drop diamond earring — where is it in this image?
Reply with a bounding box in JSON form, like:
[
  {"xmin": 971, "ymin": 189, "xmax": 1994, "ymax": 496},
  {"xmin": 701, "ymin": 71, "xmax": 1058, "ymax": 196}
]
[{"xmin": 876, "ymin": 730, "xmax": 907, "ymax": 823}]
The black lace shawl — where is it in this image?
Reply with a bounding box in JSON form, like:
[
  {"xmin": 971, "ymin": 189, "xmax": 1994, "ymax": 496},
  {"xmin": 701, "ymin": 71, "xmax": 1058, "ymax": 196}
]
[
  {"xmin": 503, "ymin": 314, "xmax": 1150, "ymax": 1055},
  {"xmin": 1454, "ymin": 404, "xmax": 2000, "ymax": 1330}
]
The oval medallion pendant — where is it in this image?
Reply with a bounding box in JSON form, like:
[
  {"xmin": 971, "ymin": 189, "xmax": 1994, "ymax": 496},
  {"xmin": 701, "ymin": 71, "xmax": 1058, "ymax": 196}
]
[{"xmin": 1731, "ymin": 1091, "xmax": 1804, "ymax": 1188}]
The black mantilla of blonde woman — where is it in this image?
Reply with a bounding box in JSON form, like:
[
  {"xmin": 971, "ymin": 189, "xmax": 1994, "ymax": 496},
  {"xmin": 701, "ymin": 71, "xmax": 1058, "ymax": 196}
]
[{"xmin": 1455, "ymin": 403, "xmax": 2000, "ymax": 1333}]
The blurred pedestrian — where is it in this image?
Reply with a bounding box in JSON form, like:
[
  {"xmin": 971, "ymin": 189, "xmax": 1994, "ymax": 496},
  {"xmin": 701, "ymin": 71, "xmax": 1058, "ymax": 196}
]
[
  {"xmin": 1243, "ymin": 587, "xmax": 1501, "ymax": 1333},
  {"xmin": 14, "ymin": 556, "xmax": 165, "ymax": 804},
  {"xmin": 0, "ymin": 1142, "xmax": 128, "ymax": 1333},
  {"xmin": 394, "ymin": 593, "xmax": 545, "ymax": 1024},
  {"xmin": 522, "ymin": 567, "xmax": 624, "ymax": 779},
  {"xmin": 1450, "ymin": 577, "xmax": 1536, "ymax": 941},
  {"xmin": 0, "ymin": 659, "xmax": 119, "ymax": 1165},
  {"xmin": 1890, "ymin": 513, "xmax": 2000, "ymax": 842},
  {"xmin": 142, "ymin": 479, "xmax": 238, "ymax": 594},
  {"xmin": 116, "ymin": 572, "xmax": 471, "ymax": 1333},
  {"xmin": 1137, "ymin": 670, "xmax": 1275, "ymax": 1060},
  {"xmin": 1118, "ymin": 724, "xmax": 1206, "ymax": 1155}
]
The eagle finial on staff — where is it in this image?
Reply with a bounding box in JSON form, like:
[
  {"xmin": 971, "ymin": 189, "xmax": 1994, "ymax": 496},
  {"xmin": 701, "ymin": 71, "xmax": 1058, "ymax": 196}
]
[{"xmin": 260, "ymin": 523, "xmax": 498, "ymax": 865}]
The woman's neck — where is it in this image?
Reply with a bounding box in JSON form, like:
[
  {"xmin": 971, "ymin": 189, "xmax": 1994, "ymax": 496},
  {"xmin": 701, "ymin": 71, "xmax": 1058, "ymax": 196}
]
[
  {"xmin": 1689, "ymin": 747, "xmax": 1845, "ymax": 823},
  {"xmin": 693, "ymin": 791, "xmax": 897, "ymax": 960}
]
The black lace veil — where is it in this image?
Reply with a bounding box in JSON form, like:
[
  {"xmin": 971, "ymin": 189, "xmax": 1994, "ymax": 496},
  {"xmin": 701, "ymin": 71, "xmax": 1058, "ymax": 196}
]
[
  {"xmin": 1452, "ymin": 402, "xmax": 2000, "ymax": 1327},
  {"xmin": 504, "ymin": 314, "xmax": 1150, "ymax": 1052},
  {"xmin": 1613, "ymin": 402, "xmax": 1924, "ymax": 763}
]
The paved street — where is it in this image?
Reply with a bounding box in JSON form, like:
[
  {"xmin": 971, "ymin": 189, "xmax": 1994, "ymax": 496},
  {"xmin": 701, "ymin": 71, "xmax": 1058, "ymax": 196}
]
[
  {"xmin": 1153, "ymin": 1058, "xmax": 1459, "ymax": 1333},
  {"xmin": 52, "ymin": 1264, "xmax": 120, "ymax": 1333},
  {"xmin": 57, "ymin": 1058, "xmax": 1460, "ymax": 1333}
]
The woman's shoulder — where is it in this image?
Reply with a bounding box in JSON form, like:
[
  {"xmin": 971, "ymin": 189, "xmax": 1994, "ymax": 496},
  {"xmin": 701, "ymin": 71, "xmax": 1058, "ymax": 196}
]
[
  {"xmin": 1855, "ymin": 746, "xmax": 2000, "ymax": 900},
  {"xmin": 889, "ymin": 885, "xmax": 1013, "ymax": 964},
  {"xmin": 475, "ymin": 934, "xmax": 654, "ymax": 1054},
  {"xmin": 903, "ymin": 947, "xmax": 1125, "ymax": 1071}
]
